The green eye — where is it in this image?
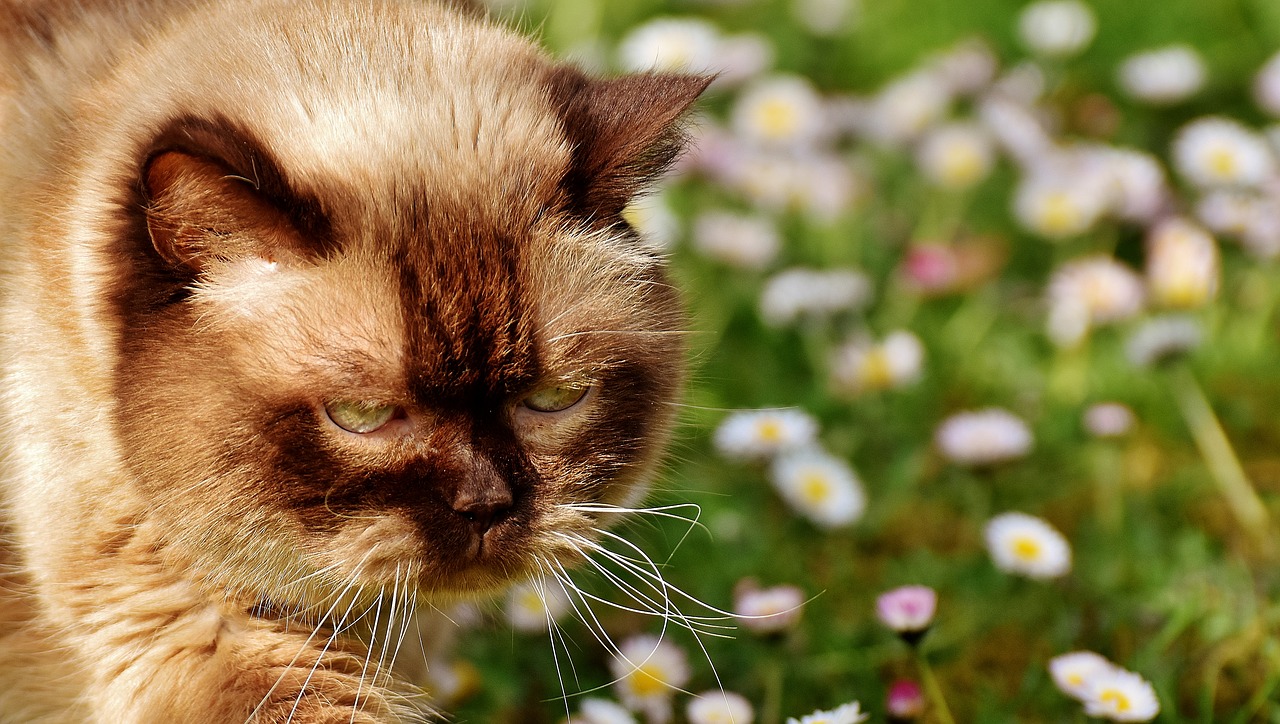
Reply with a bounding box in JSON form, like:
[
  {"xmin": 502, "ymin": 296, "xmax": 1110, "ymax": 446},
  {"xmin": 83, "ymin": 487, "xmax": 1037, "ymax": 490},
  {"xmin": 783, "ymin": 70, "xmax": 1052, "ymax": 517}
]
[
  {"xmin": 324, "ymin": 401, "xmax": 398, "ymax": 434},
  {"xmin": 522, "ymin": 384, "xmax": 590, "ymax": 413}
]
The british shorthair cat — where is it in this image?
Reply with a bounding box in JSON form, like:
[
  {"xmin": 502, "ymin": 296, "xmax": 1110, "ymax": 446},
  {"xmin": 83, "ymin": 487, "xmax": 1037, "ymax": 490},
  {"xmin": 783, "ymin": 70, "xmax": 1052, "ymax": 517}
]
[{"xmin": 0, "ymin": 0, "xmax": 709, "ymax": 720}]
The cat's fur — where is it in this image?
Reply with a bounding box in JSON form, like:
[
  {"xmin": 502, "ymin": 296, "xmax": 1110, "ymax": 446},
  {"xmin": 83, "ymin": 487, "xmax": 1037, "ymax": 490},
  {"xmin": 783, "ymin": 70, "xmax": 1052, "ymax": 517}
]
[{"xmin": 0, "ymin": 0, "xmax": 709, "ymax": 720}]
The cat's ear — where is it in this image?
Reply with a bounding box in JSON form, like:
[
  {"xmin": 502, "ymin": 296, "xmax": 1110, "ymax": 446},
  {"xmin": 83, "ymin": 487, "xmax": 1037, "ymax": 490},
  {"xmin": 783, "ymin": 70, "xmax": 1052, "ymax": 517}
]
[
  {"xmin": 141, "ymin": 119, "xmax": 331, "ymax": 272},
  {"xmin": 548, "ymin": 68, "xmax": 714, "ymax": 221},
  {"xmin": 144, "ymin": 151, "xmax": 297, "ymax": 270}
]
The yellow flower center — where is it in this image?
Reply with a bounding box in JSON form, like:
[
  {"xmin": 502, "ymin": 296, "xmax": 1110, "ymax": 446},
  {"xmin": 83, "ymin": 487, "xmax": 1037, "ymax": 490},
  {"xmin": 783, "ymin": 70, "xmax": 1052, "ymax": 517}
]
[
  {"xmin": 1012, "ymin": 536, "xmax": 1042, "ymax": 561},
  {"xmin": 939, "ymin": 144, "xmax": 984, "ymax": 187},
  {"xmin": 621, "ymin": 202, "xmax": 645, "ymax": 229},
  {"xmin": 517, "ymin": 589, "xmax": 544, "ymax": 614},
  {"xmin": 1067, "ymin": 672, "xmax": 1084, "ymax": 687},
  {"xmin": 859, "ymin": 348, "xmax": 895, "ymax": 389},
  {"xmin": 627, "ymin": 662, "xmax": 669, "ymax": 697},
  {"xmin": 1037, "ymin": 193, "xmax": 1082, "ymax": 235},
  {"xmin": 1099, "ymin": 688, "xmax": 1131, "ymax": 712},
  {"xmin": 1206, "ymin": 146, "xmax": 1239, "ymax": 179},
  {"xmin": 800, "ymin": 472, "xmax": 833, "ymax": 505},
  {"xmin": 757, "ymin": 99, "xmax": 799, "ymax": 140},
  {"xmin": 756, "ymin": 419, "xmax": 784, "ymax": 443}
]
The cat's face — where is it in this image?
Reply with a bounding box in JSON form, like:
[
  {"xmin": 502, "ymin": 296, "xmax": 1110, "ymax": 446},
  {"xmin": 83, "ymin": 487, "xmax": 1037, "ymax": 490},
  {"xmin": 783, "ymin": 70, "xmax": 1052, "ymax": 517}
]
[{"xmin": 91, "ymin": 3, "xmax": 708, "ymax": 608}]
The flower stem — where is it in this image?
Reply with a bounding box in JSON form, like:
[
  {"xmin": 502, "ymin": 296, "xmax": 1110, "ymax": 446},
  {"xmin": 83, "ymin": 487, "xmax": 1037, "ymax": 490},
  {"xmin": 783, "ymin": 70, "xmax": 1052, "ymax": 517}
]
[
  {"xmin": 915, "ymin": 650, "xmax": 956, "ymax": 724},
  {"xmin": 761, "ymin": 654, "xmax": 784, "ymax": 724},
  {"xmin": 1169, "ymin": 364, "xmax": 1274, "ymax": 550}
]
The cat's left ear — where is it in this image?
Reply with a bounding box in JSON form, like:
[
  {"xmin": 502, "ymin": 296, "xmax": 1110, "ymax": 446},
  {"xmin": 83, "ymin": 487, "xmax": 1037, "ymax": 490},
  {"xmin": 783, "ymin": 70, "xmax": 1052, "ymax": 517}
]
[{"xmin": 547, "ymin": 68, "xmax": 714, "ymax": 222}]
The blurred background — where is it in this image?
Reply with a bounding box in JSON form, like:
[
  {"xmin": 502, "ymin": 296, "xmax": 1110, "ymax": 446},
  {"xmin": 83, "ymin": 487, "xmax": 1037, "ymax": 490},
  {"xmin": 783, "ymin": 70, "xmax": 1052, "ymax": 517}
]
[{"xmin": 441, "ymin": 0, "xmax": 1280, "ymax": 721}]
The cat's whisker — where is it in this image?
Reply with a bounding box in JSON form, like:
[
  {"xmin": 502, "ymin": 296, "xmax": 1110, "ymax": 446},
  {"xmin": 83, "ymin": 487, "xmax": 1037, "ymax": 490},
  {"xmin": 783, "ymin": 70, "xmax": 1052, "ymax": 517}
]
[
  {"xmin": 350, "ymin": 583, "xmax": 386, "ymax": 722},
  {"xmin": 545, "ymin": 329, "xmax": 698, "ymax": 344},
  {"xmin": 247, "ymin": 549, "xmax": 376, "ymax": 723},
  {"xmin": 285, "ymin": 577, "xmax": 367, "ymax": 724},
  {"xmin": 530, "ymin": 558, "xmax": 580, "ymax": 720}
]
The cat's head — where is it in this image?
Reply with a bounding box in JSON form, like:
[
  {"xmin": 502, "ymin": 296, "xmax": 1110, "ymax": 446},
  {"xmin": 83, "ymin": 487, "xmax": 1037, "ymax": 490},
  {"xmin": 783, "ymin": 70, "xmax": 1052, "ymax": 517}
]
[{"xmin": 93, "ymin": 2, "xmax": 710, "ymax": 608}]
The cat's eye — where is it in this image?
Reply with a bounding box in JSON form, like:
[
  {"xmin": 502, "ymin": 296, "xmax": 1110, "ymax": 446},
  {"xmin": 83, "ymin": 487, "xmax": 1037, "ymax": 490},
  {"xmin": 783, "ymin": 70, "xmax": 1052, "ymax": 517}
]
[
  {"xmin": 324, "ymin": 401, "xmax": 398, "ymax": 434},
  {"xmin": 522, "ymin": 384, "xmax": 590, "ymax": 413}
]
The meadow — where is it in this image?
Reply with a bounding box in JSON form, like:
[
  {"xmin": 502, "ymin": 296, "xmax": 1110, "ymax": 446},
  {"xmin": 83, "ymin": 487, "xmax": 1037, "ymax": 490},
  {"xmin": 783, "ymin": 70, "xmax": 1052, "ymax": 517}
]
[{"xmin": 444, "ymin": 0, "xmax": 1280, "ymax": 720}]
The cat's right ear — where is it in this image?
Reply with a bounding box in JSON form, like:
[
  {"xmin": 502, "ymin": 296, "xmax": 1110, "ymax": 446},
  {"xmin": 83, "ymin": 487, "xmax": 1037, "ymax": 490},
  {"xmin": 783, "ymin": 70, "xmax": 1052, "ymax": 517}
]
[
  {"xmin": 141, "ymin": 119, "xmax": 332, "ymax": 273},
  {"xmin": 143, "ymin": 150, "xmax": 298, "ymax": 271}
]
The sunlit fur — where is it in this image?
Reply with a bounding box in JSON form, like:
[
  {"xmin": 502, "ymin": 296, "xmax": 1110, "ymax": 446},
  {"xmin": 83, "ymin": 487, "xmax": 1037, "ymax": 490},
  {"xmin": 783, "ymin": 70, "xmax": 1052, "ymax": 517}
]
[{"xmin": 0, "ymin": 0, "xmax": 709, "ymax": 720}]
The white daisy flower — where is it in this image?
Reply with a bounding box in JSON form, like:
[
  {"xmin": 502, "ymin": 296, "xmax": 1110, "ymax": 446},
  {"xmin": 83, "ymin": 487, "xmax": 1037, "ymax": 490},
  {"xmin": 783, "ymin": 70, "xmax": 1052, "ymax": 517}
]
[
  {"xmin": 692, "ymin": 210, "xmax": 780, "ymax": 270},
  {"xmin": 1254, "ymin": 50, "xmax": 1280, "ymax": 117},
  {"xmin": 1049, "ymin": 650, "xmax": 1116, "ymax": 700},
  {"xmin": 731, "ymin": 75, "xmax": 828, "ymax": 149},
  {"xmin": 1145, "ymin": 218, "xmax": 1219, "ymax": 309},
  {"xmin": 863, "ymin": 71, "xmax": 952, "ymax": 146},
  {"xmin": 759, "ymin": 267, "xmax": 873, "ymax": 327},
  {"xmin": 1126, "ymin": 315, "xmax": 1202, "ymax": 368},
  {"xmin": 714, "ymin": 409, "xmax": 819, "ymax": 461},
  {"xmin": 1173, "ymin": 117, "xmax": 1277, "ymax": 189},
  {"xmin": 1196, "ymin": 190, "xmax": 1258, "ymax": 235},
  {"xmin": 1082, "ymin": 668, "xmax": 1161, "ymax": 721},
  {"xmin": 829, "ymin": 330, "xmax": 924, "ymax": 396},
  {"xmin": 716, "ymin": 150, "xmax": 860, "ymax": 221},
  {"xmin": 578, "ymin": 698, "xmax": 641, "ymax": 724},
  {"xmin": 716, "ymin": 33, "xmax": 775, "ymax": 86},
  {"xmin": 1013, "ymin": 166, "xmax": 1109, "ymax": 239},
  {"xmin": 978, "ymin": 96, "xmax": 1053, "ymax": 167},
  {"xmin": 769, "ymin": 449, "xmax": 866, "ymax": 529},
  {"xmin": 734, "ymin": 583, "xmax": 806, "ymax": 633},
  {"xmin": 916, "ymin": 123, "xmax": 996, "ymax": 190},
  {"xmin": 785, "ymin": 701, "xmax": 868, "ymax": 724},
  {"xmin": 1047, "ymin": 256, "xmax": 1144, "ymax": 332},
  {"xmin": 617, "ymin": 17, "xmax": 720, "ymax": 74},
  {"xmin": 929, "ymin": 38, "xmax": 998, "ymax": 96},
  {"xmin": 1018, "ymin": 0, "xmax": 1096, "ymax": 58},
  {"xmin": 793, "ymin": 0, "xmax": 860, "ymax": 37},
  {"xmin": 610, "ymin": 635, "xmax": 690, "ymax": 723},
  {"xmin": 505, "ymin": 576, "xmax": 570, "ymax": 632},
  {"xmin": 687, "ymin": 691, "xmax": 755, "ymax": 724},
  {"xmin": 1083, "ymin": 402, "xmax": 1136, "ymax": 438},
  {"xmin": 1118, "ymin": 45, "xmax": 1206, "ymax": 105},
  {"xmin": 992, "ymin": 61, "xmax": 1048, "ymax": 105},
  {"xmin": 935, "ymin": 409, "xmax": 1034, "ymax": 466},
  {"xmin": 1095, "ymin": 147, "xmax": 1168, "ymax": 222},
  {"xmin": 1241, "ymin": 199, "xmax": 1280, "ymax": 259},
  {"xmin": 984, "ymin": 512, "xmax": 1072, "ymax": 579},
  {"xmin": 622, "ymin": 193, "xmax": 680, "ymax": 251}
]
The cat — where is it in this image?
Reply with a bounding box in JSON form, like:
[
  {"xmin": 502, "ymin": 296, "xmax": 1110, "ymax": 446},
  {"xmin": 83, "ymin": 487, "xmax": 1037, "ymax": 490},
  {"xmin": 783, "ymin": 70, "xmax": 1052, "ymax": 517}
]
[{"xmin": 0, "ymin": 0, "xmax": 710, "ymax": 720}]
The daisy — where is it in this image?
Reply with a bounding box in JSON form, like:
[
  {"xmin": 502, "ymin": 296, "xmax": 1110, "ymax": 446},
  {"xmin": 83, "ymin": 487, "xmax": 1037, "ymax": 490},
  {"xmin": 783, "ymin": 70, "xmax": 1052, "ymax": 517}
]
[
  {"xmin": 1083, "ymin": 668, "xmax": 1161, "ymax": 721},
  {"xmin": 935, "ymin": 409, "xmax": 1033, "ymax": 466},
  {"xmin": 1046, "ymin": 255, "xmax": 1145, "ymax": 343},
  {"xmin": 1173, "ymin": 117, "xmax": 1277, "ymax": 189},
  {"xmin": 617, "ymin": 17, "xmax": 720, "ymax": 74},
  {"xmin": 610, "ymin": 635, "xmax": 690, "ymax": 723},
  {"xmin": 1083, "ymin": 402, "xmax": 1136, "ymax": 438},
  {"xmin": 793, "ymin": 0, "xmax": 859, "ymax": 37},
  {"xmin": 915, "ymin": 123, "xmax": 996, "ymax": 190},
  {"xmin": 829, "ymin": 330, "xmax": 924, "ymax": 396},
  {"xmin": 686, "ymin": 691, "xmax": 755, "ymax": 724},
  {"xmin": 978, "ymin": 96, "xmax": 1053, "ymax": 167},
  {"xmin": 1049, "ymin": 650, "xmax": 1116, "ymax": 700},
  {"xmin": 1125, "ymin": 315, "xmax": 1202, "ymax": 369},
  {"xmin": 714, "ymin": 409, "xmax": 819, "ymax": 461},
  {"xmin": 731, "ymin": 75, "xmax": 829, "ymax": 149},
  {"xmin": 769, "ymin": 449, "xmax": 866, "ymax": 529},
  {"xmin": 984, "ymin": 512, "xmax": 1072, "ymax": 579},
  {"xmin": 1095, "ymin": 147, "xmax": 1168, "ymax": 222},
  {"xmin": 929, "ymin": 38, "xmax": 998, "ymax": 96},
  {"xmin": 1145, "ymin": 218, "xmax": 1219, "ymax": 309},
  {"xmin": 1013, "ymin": 167, "xmax": 1109, "ymax": 239},
  {"xmin": 734, "ymin": 582, "xmax": 806, "ymax": 633},
  {"xmin": 692, "ymin": 210, "xmax": 781, "ymax": 270},
  {"xmin": 1018, "ymin": 0, "xmax": 1096, "ymax": 58},
  {"xmin": 875, "ymin": 585, "xmax": 937, "ymax": 643},
  {"xmin": 505, "ymin": 576, "xmax": 570, "ymax": 632},
  {"xmin": 863, "ymin": 71, "xmax": 952, "ymax": 146},
  {"xmin": 1118, "ymin": 46, "xmax": 1206, "ymax": 105},
  {"xmin": 759, "ymin": 267, "xmax": 873, "ymax": 327},
  {"xmin": 1254, "ymin": 50, "xmax": 1280, "ymax": 117},
  {"xmin": 578, "ymin": 698, "xmax": 641, "ymax": 724},
  {"xmin": 785, "ymin": 701, "xmax": 868, "ymax": 724},
  {"xmin": 716, "ymin": 33, "xmax": 775, "ymax": 86},
  {"xmin": 1196, "ymin": 190, "xmax": 1258, "ymax": 236},
  {"xmin": 622, "ymin": 193, "xmax": 679, "ymax": 250}
]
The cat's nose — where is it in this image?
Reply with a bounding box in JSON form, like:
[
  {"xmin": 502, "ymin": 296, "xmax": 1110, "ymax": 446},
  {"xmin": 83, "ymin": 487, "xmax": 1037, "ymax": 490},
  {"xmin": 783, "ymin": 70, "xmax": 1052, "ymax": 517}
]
[{"xmin": 450, "ymin": 480, "xmax": 513, "ymax": 536}]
